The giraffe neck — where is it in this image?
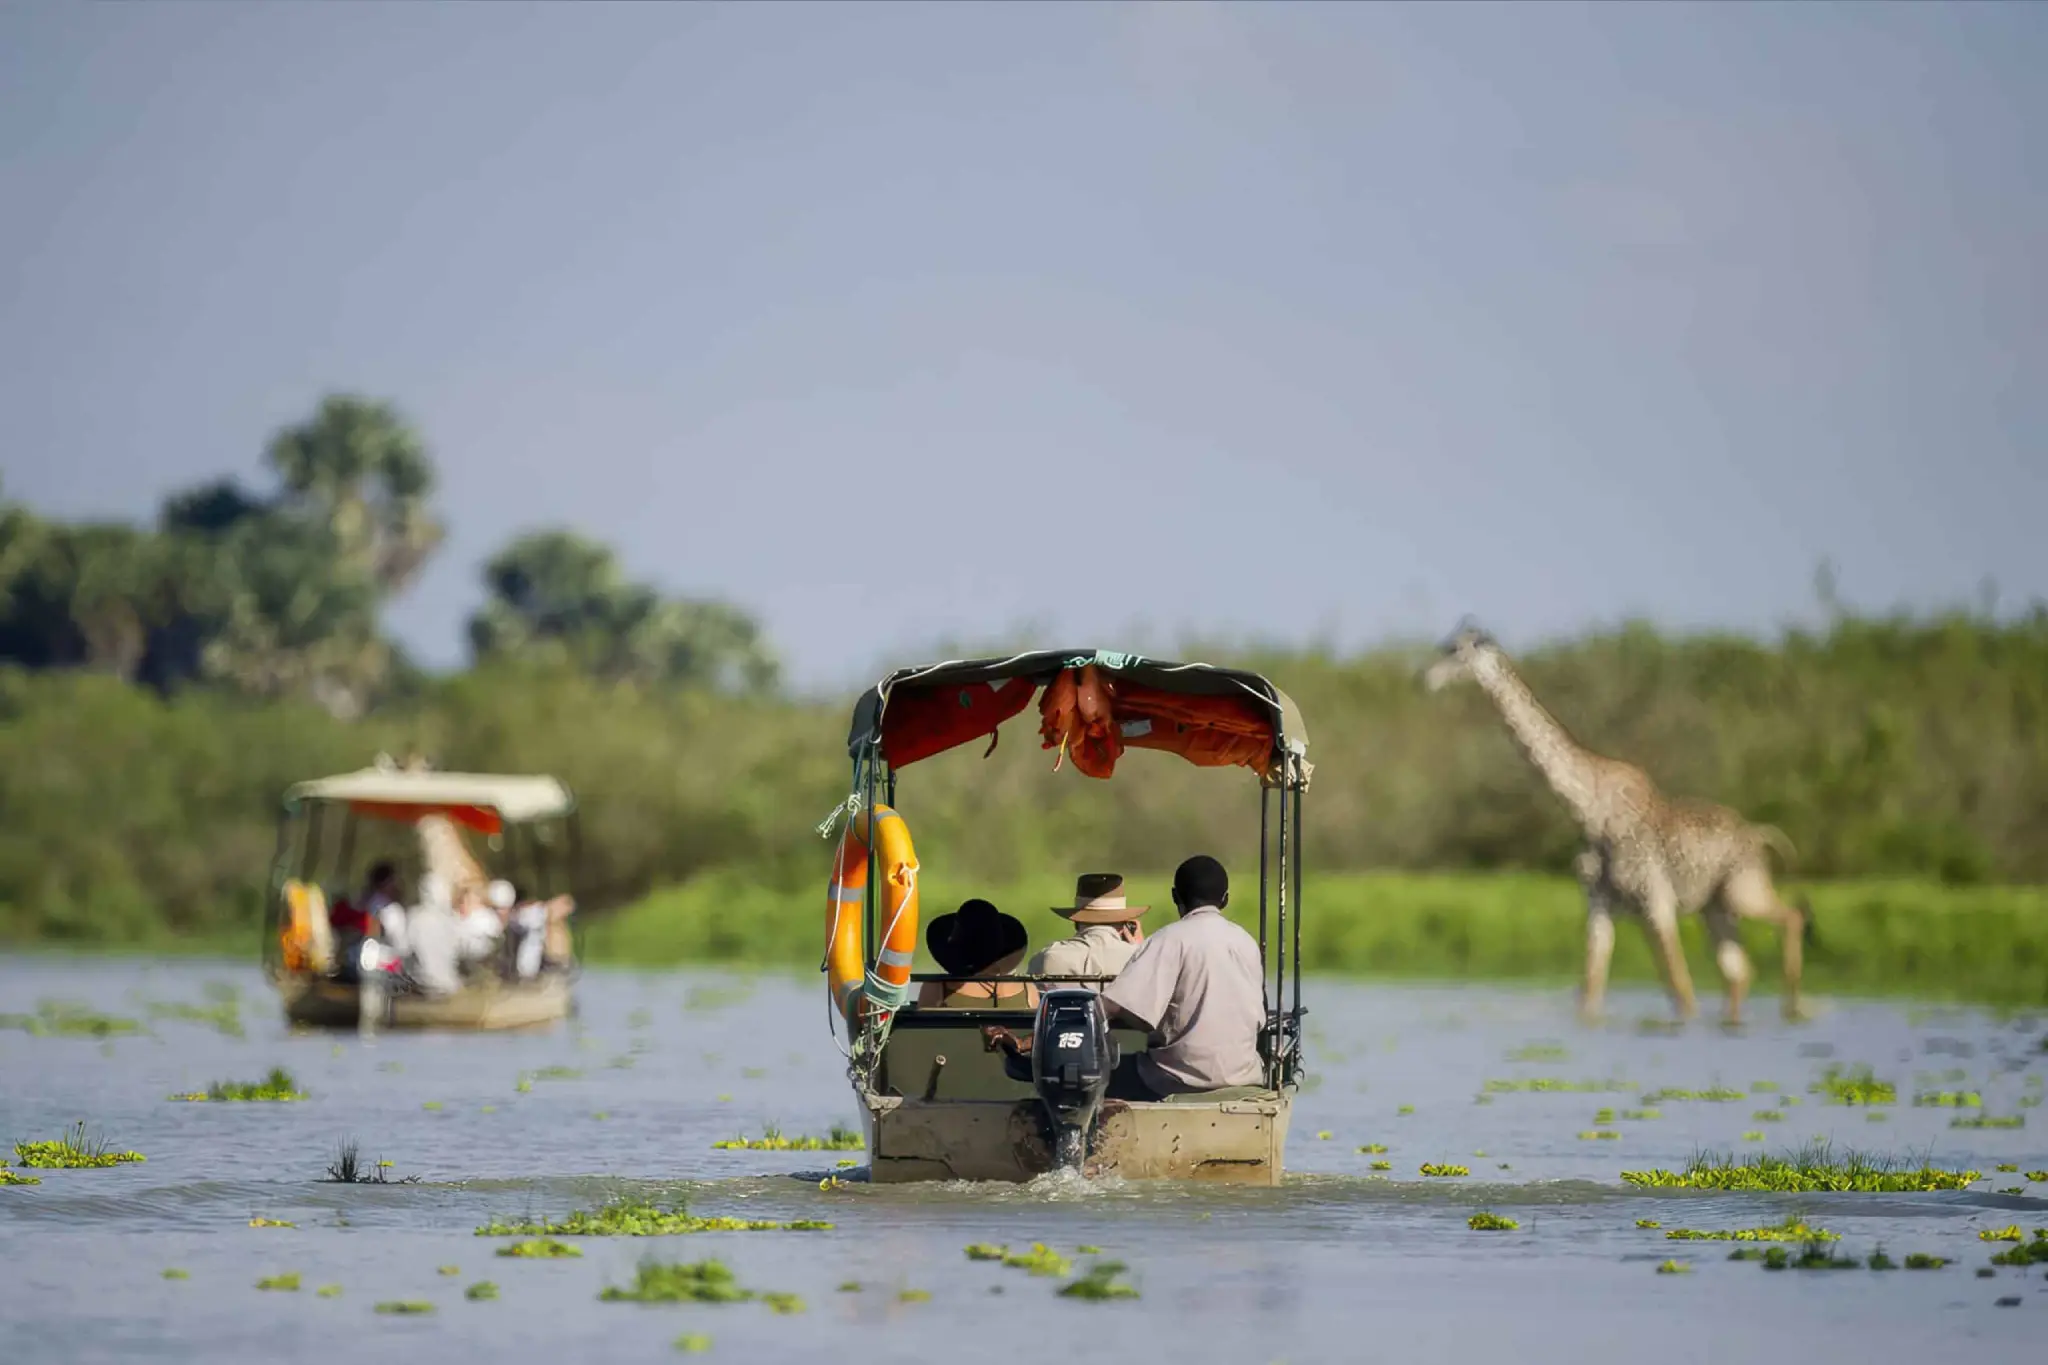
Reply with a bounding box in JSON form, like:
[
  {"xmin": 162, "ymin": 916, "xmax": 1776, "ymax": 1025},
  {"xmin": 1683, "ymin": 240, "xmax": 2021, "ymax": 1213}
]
[
  {"xmin": 1470, "ymin": 649, "xmax": 1605, "ymax": 831},
  {"xmin": 416, "ymin": 813, "xmax": 487, "ymax": 895}
]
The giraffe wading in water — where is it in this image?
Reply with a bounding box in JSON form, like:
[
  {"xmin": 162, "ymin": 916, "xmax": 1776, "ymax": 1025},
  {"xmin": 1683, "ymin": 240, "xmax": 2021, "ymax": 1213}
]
[{"xmin": 1422, "ymin": 623, "xmax": 1811, "ymax": 1025}]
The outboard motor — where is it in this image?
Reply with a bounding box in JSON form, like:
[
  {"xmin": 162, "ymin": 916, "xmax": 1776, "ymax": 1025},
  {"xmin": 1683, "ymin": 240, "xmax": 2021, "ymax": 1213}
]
[{"xmin": 1006, "ymin": 988, "xmax": 1118, "ymax": 1170}]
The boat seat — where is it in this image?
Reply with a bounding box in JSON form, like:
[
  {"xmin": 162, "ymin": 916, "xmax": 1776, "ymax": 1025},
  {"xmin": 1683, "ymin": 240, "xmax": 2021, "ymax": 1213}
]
[{"xmin": 877, "ymin": 1008, "xmax": 1149, "ymax": 1102}]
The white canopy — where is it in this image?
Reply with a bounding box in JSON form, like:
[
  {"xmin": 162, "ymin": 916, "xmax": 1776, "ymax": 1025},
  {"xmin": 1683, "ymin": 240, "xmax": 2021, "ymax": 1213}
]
[{"xmin": 284, "ymin": 768, "xmax": 575, "ymax": 824}]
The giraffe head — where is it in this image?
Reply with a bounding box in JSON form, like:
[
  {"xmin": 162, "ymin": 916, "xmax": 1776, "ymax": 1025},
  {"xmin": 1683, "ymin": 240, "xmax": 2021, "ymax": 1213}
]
[{"xmin": 1422, "ymin": 618, "xmax": 1499, "ymax": 692}]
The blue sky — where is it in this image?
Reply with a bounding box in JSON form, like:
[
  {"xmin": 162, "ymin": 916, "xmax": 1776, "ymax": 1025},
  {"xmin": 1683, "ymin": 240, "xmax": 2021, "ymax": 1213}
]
[{"xmin": 3, "ymin": 1, "xmax": 2042, "ymax": 690}]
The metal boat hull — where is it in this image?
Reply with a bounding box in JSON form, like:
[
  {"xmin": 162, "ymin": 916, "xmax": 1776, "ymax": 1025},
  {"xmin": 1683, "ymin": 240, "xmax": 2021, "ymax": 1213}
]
[{"xmin": 278, "ymin": 974, "xmax": 573, "ymax": 1031}]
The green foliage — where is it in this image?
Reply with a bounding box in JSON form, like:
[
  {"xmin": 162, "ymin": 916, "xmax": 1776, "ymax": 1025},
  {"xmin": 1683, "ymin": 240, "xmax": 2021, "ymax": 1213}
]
[
  {"xmin": 495, "ymin": 1239, "xmax": 581, "ymax": 1259},
  {"xmin": 13, "ymin": 1122, "xmax": 145, "ymax": 1168},
  {"xmin": 1467, "ymin": 1212, "xmax": 1519, "ymax": 1230},
  {"xmin": 1811, "ymin": 1065, "xmax": 1897, "ymax": 1106},
  {"xmin": 169, "ymin": 1067, "xmax": 304, "ymax": 1102},
  {"xmin": 1664, "ymin": 1216, "xmax": 1837, "ymax": 1242},
  {"xmin": 474, "ymin": 1194, "xmax": 830, "ymax": 1237},
  {"xmin": 1621, "ymin": 1142, "xmax": 1979, "ymax": 1192},
  {"xmin": 711, "ymin": 1124, "xmax": 862, "ymax": 1151},
  {"xmin": 598, "ymin": 1258, "xmax": 754, "ymax": 1304}
]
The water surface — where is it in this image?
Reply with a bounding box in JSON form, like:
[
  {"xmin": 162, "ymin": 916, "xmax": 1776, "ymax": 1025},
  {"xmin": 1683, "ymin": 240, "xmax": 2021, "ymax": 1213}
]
[{"xmin": 2, "ymin": 959, "xmax": 2043, "ymax": 1363}]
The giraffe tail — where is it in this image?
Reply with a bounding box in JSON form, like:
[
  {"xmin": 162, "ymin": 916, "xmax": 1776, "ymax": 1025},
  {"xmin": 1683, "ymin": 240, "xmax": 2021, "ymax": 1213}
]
[
  {"xmin": 1798, "ymin": 895, "xmax": 1818, "ymax": 949},
  {"xmin": 1753, "ymin": 824, "xmax": 1798, "ymax": 870}
]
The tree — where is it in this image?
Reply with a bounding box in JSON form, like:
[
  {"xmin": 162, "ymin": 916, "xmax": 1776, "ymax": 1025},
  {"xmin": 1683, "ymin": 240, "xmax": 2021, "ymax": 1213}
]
[
  {"xmin": 468, "ymin": 529, "xmax": 779, "ymax": 692},
  {"xmin": 263, "ymin": 394, "xmax": 442, "ymax": 595}
]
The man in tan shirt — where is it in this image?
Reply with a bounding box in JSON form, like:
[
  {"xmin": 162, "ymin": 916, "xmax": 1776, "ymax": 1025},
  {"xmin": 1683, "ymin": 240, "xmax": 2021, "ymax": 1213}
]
[
  {"xmin": 1028, "ymin": 873, "xmax": 1148, "ymax": 989},
  {"xmin": 988, "ymin": 855, "xmax": 1267, "ymax": 1101}
]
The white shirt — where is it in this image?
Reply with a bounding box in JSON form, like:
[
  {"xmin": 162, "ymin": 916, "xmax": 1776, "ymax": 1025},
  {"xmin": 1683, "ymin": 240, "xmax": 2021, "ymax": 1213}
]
[
  {"xmin": 1100, "ymin": 905, "xmax": 1266, "ymax": 1095},
  {"xmin": 405, "ymin": 903, "xmax": 464, "ymax": 995}
]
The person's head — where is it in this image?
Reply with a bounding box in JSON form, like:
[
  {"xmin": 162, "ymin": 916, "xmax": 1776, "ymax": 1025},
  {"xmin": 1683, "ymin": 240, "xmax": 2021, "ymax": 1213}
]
[
  {"xmin": 366, "ymin": 861, "xmax": 398, "ymax": 894},
  {"xmin": 928, "ymin": 898, "xmax": 1029, "ymax": 978},
  {"xmin": 487, "ymin": 880, "xmax": 517, "ymax": 913},
  {"xmin": 1057, "ymin": 873, "xmax": 1150, "ymax": 936},
  {"xmin": 1170, "ymin": 855, "xmax": 1229, "ymax": 915}
]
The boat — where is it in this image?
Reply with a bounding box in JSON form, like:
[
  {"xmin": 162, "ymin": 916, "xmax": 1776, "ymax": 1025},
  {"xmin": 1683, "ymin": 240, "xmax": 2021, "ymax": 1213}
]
[
  {"xmin": 825, "ymin": 649, "xmax": 1313, "ymax": 1184},
  {"xmin": 263, "ymin": 759, "xmax": 584, "ymax": 1032}
]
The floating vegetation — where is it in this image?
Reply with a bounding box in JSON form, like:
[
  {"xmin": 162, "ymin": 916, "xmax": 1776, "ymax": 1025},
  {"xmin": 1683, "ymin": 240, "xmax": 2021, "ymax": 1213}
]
[
  {"xmin": 255, "ymin": 1273, "xmax": 301, "ymax": 1291},
  {"xmin": 1620, "ymin": 1142, "xmax": 1980, "ymax": 1192},
  {"xmin": 837, "ymin": 1281, "xmax": 861, "ymax": 1292},
  {"xmin": 1905, "ymin": 1253, "xmax": 1947, "ymax": 1270},
  {"xmin": 1635, "ymin": 1219, "xmax": 1661, "ymax": 1229},
  {"xmin": 1986, "ymin": 1230, "xmax": 2048, "ymax": 1266},
  {"xmin": 711, "ymin": 1123, "xmax": 863, "ymax": 1151},
  {"xmin": 324, "ymin": 1140, "xmax": 418, "ymax": 1185},
  {"xmin": 1468, "ymin": 1213, "xmax": 1519, "ymax": 1231},
  {"xmin": 1811, "ymin": 1065, "xmax": 1895, "ymax": 1106},
  {"xmin": 1077, "ymin": 1244, "xmax": 1101, "ymax": 1254},
  {"xmin": 249, "ymin": 1217, "xmax": 295, "ymax": 1228},
  {"xmin": 1981, "ymin": 1226, "xmax": 2024, "ymax": 1242},
  {"xmin": 1665, "ymin": 1216, "xmax": 1838, "ymax": 1243},
  {"xmin": 375, "ymin": 1301, "xmax": 434, "ymax": 1315},
  {"xmin": 1577, "ymin": 1130, "xmax": 1621, "ymax": 1141},
  {"xmin": 1654, "ymin": 1260, "xmax": 1689, "ymax": 1274},
  {"xmin": 13, "ymin": 1122, "xmax": 145, "ymax": 1168},
  {"xmin": 1997, "ymin": 1163, "xmax": 2019, "ymax": 1172},
  {"xmin": 436, "ymin": 1265, "xmax": 460, "ymax": 1277},
  {"xmin": 162, "ymin": 1268, "xmax": 189, "ymax": 1280},
  {"xmin": 2027, "ymin": 1171, "xmax": 2048, "ymax": 1182},
  {"xmin": 1419, "ymin": 1164, "xmax": 1470, "ymax": 1177},
  {"xmin": 1741, "ymin": 1131, "xmax": 1766, "ymax": 1142},
  {"xmin": 170, "ymin": 1067, "xmax": 305, "ymax": 1103},
  {"xmin": 1316, "ymin": 1130, "xmax": 1333, "ymax": 1140},
  {"xmin": 1593, "ymin": 1108, "xmax": 1616, "ymax": 1125},
  {"xmin": 898, "ymin": 1288, "xmax": 931, "ymax": 1303},
  {"xmin": 1483, "ymin": 1078, "xmax": 1636, "ymax": 1094},
  {"xmin": 675, "ymin": 1334, "xmax": 712, "ymax": 1353},
  {"xmin": 1950, "ymin": 1114, "xmax": 2023, "ymax": 1130},
  {"xmin": 1620, "ymin": 1109, "xmax": 1663, "ymax": 1122},
  {"xmin": 1397, "ymin": 1105, "xmax": 1414, "ymax": 1115},
  {"xmin": 497, "ymin": 1239, "xmax": 582, "ymax": 1259},
  {"xmin": 1358, "ymin": 1143, "xmax": 1388, "ymax": 1154},
  {"xmin": 421, "ymin": 1102, "xmax": 442, "ymax": 1112},
  {"xmin": 1370, "ymin": 1160, "xmax": 1392, "ymax": 1171},
  {"xmin": 1002, "ymin": 1244, "xmax": 1073, "ymax": 1277},
  {"xmin": 475, "ymin": 1194, "xmax": 831, "ymax": 1237},
  {"xmin": 465, "ymin": 1281, "xmax": 499, "ymax": 1301},
  {"xmin": 599, "ymin": 1258, "xmax": 755, "ymax": 1304},
  {"xmin": 1914, "ymin": 1090, "xmax": 1983, "ymax": 1108},
  {"xmin": 1059, "ymin": 1260, "xmax": 1140, "ymax": 1301},
  {"xmin": 1759, "ymin": 1242, "xmax": 1858, "ymax": 1271},
  {"xmin": 1641, "ymin": 1087, "xmax": 1744, "ymax": 1104},
  {"xmin": 144, "ymin": 995, "xmax": 244, "ymax": 1038},
  {"xmin": 1753, "ymin": 1111, "xmax": 1785, "ymax": 1123},
  {"xmin": 0, "ymin": 1000, "xmax": 144, "ymax": 1038},
  {"xmin": 964, "ymin": 1244, "xmax": 1006, "ymax": 1261},
  {"xmin": 1506, "ymin": 1043, "xmax": 1569, "ymax": 1063},
  {"xmin": 0, "ymin": 1168, "xmax": 40, "ymax": 1186},
  {"xmin": 762, "ymin": 1292, "xmax": 805, "ymax": 1314},
  {"xmin": 1751, "ymin": 1081, "xmax": 1780, "ymax": 1093}
]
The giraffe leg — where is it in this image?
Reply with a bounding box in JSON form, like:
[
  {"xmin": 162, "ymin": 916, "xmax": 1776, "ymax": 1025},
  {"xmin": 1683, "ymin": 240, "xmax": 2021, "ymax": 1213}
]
[
  {"xmin": 1703, "ymin": 905, "xmax": 1751, "ymax": 1027},
  {"xmin": 1580, "ymin": 895, "xmax": 1616, "ymax": 1025},
  {"xmin": 1642, "ymin": 882, "xmax": 1697, "ymax": 1021},
  {"xmin": 1722, "ymin": 865, "xmax": 1808, "ymax": 1022}
]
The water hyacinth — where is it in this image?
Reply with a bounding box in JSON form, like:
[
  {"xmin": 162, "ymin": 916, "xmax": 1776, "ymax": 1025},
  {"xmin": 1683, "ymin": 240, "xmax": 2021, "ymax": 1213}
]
[
  {"xmin": 1641, "ymin": 1087, "xmax": 1744, "ymax": 1104},
  {"xmin": 375, "ymin": 1301, "xmax": 435, "ymax": 1314},
  {"xmin": 1811, "ymin": 1065, "xmax": 1895, "ymax": 1106},
  {"xmin": 14, "ymin": 1122, "xmax": 145, "ymax": 1168},
  {"xmin": 476, "ymin": 1195, "xmax": 830, "ymax": 1237},
  {"xmin": 1913, "ymin": 1090, "xmax": 1983, "ymax": 1108},
  {"xmin": 1467, "ymin": 1212, "xmax": 1519, "ymax": 1231},
  {"xmin": 1620, "ymin": 1142, "xmax": 1979, "ymax": 1192},
  {"xmin": 1665, "ymin": 1216, "xmax": 1838, "ymax": 1243},
  {"xmin": 1986, "ymin": 1231, "xmax": 2048, "ymax": 1266},
  {"xmin": 600, "ymin": 1259, "xmax": 758, "ymax": 1304},
  {"xmin": 1949, "ymin": 1114, "xmax": 2023, "ymax": 1129},
  {"xmin": 1059, "ymin": 1260, "xmax": 1140, "ymax": 1301},
  {"xmin": 1483, "ymin": 1078, "xmax": 1636, "ymax": 1094},
  {"xmin": 711, "ymin": 1123, "xmax": 863, "ymax": 1151},
  {"xmin": 496, "ymin": 1239, "xmax": 582, "ymax": 1258},
  {"xmin": 1419, "ymin": 1164, "xmax": 1470, "ymax": 1177},
  {"xmin": 170, "ymin": 1067, "xmax": 305, "ymax": 1103}
]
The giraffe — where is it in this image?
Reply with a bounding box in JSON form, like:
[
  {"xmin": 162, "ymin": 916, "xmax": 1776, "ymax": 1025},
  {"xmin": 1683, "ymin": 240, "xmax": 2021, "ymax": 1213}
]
[
  {"xmin": 393, "ymin": 754, "xmax": 491, "ymax": 907},
  {"xmin": 1423, "ymin": 622, "xmax": 1810, "ymax": 1025}
]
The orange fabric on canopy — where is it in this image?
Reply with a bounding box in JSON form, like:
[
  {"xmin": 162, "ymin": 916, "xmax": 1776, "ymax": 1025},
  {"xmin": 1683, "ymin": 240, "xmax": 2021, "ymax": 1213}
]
[
  {"xmin": 880, "ymin": 676, "xmax": 1038, "ymax": 769},
  {"xmin": 346, "ymin": 800, "xmax": 504, "ymax": 835}
]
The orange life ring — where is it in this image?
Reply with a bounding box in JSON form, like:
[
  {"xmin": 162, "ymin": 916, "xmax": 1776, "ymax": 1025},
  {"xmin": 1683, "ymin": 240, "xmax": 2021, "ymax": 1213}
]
[
  {"xmin": 824, "ymin": 804, "xmax": 920, "ymax": 1023},
  {"xmin": 280, "ymin": 879, "xmax": 321, "ymax": 973}
]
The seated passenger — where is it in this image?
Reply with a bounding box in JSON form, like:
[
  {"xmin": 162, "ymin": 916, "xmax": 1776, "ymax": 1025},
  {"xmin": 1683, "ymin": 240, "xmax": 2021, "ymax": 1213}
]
[
  {"xmin": 1028, "ymin": 872, "xmax": 1147, "ymax": 990},
  {"xmin": 916, "ymin": 898, "xmax": 1038, "ymax": 1010},
  {"xmin": 456, "ymin": 881, "xmax": 507, "ymax": 967},
  {"xmin": 356, "ymin": 861, "xmax": 405, "ymax": 953},
  {"xmin": 404, "ymin": 873, "xmax": 465, "ymax": 997}
]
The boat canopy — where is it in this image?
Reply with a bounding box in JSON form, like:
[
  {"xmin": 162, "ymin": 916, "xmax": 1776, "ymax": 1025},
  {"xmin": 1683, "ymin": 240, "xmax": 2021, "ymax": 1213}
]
[
  {"xmin": 282, "ymin": 768, "xmax": 576, "ymax": 835},
  {"xmin": 846, "ymin": 648, "xmax": 1311, "ymax": 788}
]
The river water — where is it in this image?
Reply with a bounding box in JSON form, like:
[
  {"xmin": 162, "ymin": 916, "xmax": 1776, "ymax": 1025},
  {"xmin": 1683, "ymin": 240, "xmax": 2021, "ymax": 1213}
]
[{"xmin": 1, "ymin": 958, "xmax": 2043, "ymax": 1363}]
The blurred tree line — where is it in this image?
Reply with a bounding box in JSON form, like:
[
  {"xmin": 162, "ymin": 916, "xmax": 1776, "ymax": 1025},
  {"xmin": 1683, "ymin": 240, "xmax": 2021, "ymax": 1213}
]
[{"xmin": 2, "ymin": 395, "xmax": 2044, "ymax": 945}]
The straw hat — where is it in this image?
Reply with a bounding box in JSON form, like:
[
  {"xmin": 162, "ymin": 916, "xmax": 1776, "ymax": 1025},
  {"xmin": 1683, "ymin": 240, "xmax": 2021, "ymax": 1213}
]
[{"xmin": 1053, "ymin": 872, "xmax": 1150, "ymax": 924}]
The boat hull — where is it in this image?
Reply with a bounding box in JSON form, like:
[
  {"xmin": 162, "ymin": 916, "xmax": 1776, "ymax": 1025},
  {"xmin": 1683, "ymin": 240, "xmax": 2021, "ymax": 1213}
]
[
  {"xmin": 278, "ymin": 974, "xmax": 573, "ymax": 1031},
  {"xmin": 857, "ymin": 1089, "xmax": 1293, "ymax": 1185}
]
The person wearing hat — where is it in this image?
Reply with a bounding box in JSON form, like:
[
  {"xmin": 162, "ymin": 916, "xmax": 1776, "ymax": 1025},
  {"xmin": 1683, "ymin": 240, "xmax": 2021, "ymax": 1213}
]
[
  {"xmin": 916, "ymin": 898, "xmax": 1039, "ymax": 1010},
  {"xmin": 1028, "ymin": 873, "xmax": 1148, "ymax": 991}
]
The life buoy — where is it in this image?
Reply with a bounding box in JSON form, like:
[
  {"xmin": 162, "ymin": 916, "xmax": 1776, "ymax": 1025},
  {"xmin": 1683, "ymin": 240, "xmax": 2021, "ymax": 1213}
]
[
  {"xmin": 824, "ymin": 804, "xmax": 920, "ymax": 1024},
  {"xmin": 279, "ymin": 879, "xmax": 332, "ymax": 973}
]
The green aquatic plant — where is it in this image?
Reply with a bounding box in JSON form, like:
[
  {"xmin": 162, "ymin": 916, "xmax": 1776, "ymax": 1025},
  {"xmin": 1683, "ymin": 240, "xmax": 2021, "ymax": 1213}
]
[
  {"xmin": 248, "ymin": 1217, "xmax": 294, "ymax": 1228},
  {"xmin": 1483, "ymin": 1078, "xmax": 1636, "ymax": 1094},
  {"xmin": 1420, "ymin": 1164, "xmax": 1470, "ymax": 1177},
  {"xmin": 1752, "ymin": 1110, "xmax": 1785, "ymax": 1123},
  {"xmin": 436, "ymin": 1265, "xmax": 459, "ymax": 1277},
  {"xmin": 1467, "ymin": 1212, "xmax": 1518, "ymax": 1231},
  {"xmin": 464, "ymin": 1280, "xmax": 499, "ymax": 1301},
  {"xmin": 1577, "ymin": 1130, "xmax": 1621, "ymax": 1141},
  {"xmin": 0, "ymin": 1168, "xmax": 40, "ymax": 1186},
  {"xmin": 1635, "ymin": 1219, "xmax": 1661, "ymax": 1229},
  {"xmin": 256, "ymin": 1273, "xmax": 301, "ymax": 1291},
  {"xmin": 323, "ymin": 1140, "xmax": 418, "ymax": 1185},
  {"xmin": 162, "ymin": 1268, "xmax": 189, "ymax": 1280},
  {"xmin": 1507, "ymin": 1043, "xmax": 1569, "ymax": 1063},
  {"xmin": 2027, "ymin": 1171, "xmax": 2048, "ymax": 1182},
  {"xmin": 898, "ymin": 1288, "xmax": 931, "ymax": 1303},
  {"xmin": 1980, "ymin": 1226, "xmax": 2023, "ymax": 1242},
  {"xmin": 1914, "ymin": 1090, "xmax": 1983, "ymax": 1108},
  {"xmin": 1002, "ymin": 1243, "xmax": 1073, "ymax": 1276},
  {"xmin": 1904, "ymin": 1253, "xmax": 1947, "ymax": 1270},
  {"xmin": 316, "ymin": 1284, "xmax": 342, "ymax": 1298},
  {"xmin": 170, "ymin": 1066, "xmax": 305, "ymax": 1102},
  {"xmin": 497, "ymin": 1239, "xmax": 582, "ymax": 1258},
  {"xmin": 837, "ymin": 1281, "xmax": 861, "ymax": 1292},
  {"xmin": 1751, "ymin": 1081, "xmax": 1780, "ymax": 1093},
  {"xmin": 964, "ymin": 1244, "xmax": 1006, "ymax": 1261},
  {"xmin": 1950, "ymin": 1114, "xmax": 2023, "ymax": 1129},
  {"xmin": 1654, "ymin": 1260, "xmax": 1689, "ymax": 1274},
  {"xmin": 600, "ymin": 1258, "xmax": 755, "ymax": 1304},
  {"xmin": 675, "ymin": 1333, "xmax": 713, "ymax": 1353},
  {"xmin": 1077, "ymin": 1244, "xmax": 1101, "ymax": 1254},
  {"xmin": 1592, "ymin": 1108, "xmax": 1616, "ymax": 1125},
  {"xmin": 1370, "ymin": 1160, "xmax": 1392, "ymax": 1171},
  {"xmin": 1619, "ymin": 1109, "xmax": 1662, "ymax": 1121},
  {"xmin": 1986, "ymin": 1230, "xmax": 2048, "ymax": 1266},
  {"xmin": 1741, "ymin": 1131, "xmax": 1766, "ymax": 1142},
  {"xmin": 761, "ymin": 1291, "xmax": 805, "ymax": 1314},
  {"xmin": 1358, "ymin": 1143, "xmax": 1388, "ymax": 1154},
  {"xmin": 1996, "ymin": 1163, "xmax": 2018, "ymax": 1172},
  {"xmin": 1811, "ymin": 1064, "xmax": 1895, "ymax": 1106},
  {"xmin": 13, "ymin": 1121, "xmax": 145, "ymax": 1168},
  {"xmin": 1059, "ymin": 1260, "xmax": 1140, "ymax": 1301},
  {"xmin": 1641, "ymin": 1087, "xmax": 1744, "ymax": 1104},
  {"xmin": 711, "ymin": 1122, "xmax": 863, "ymax": 1151},
  {"xmin": 476, "ymin": 1194, "xmax": 831, "ymax": 1238},
  {"xmin": 0, "ymin": 1000, "xmax": 144, "ymax": 1038},
  {"xmin": 1397, "ymin": 1105, "xmax": 1414, "ymax": 1115},
  {"xmin": 375, "ymin": 1301, "xmax": 435, "ymax": 1314},
  {"xmin": 1620, "ymin": 1141, "xmax": 1980, "ymax": 1192},
  {"xmin": 1664, "ymin": 1215, "xmax": 1838, "ymax": 1243}
]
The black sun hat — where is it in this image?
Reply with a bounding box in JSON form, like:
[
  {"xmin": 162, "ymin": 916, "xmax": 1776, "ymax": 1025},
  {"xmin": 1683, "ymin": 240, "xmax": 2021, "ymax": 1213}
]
[{"xmin": 924, "ymin": 898, "xmax": 1030, "ymax": 977}]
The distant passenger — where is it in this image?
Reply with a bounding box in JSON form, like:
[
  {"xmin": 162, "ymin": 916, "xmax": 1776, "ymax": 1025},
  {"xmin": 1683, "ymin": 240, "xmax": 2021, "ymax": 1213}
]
[
  {"xmin": 361, "ymin": 861, "xmax": 407, "ymax": 955},
  {"xmin": 1028, "ymin": 873, "xmax": 1147, "ymax": 990},
  {"xmin": 404, "ymin": 873, "xmax": 464, "ymax": 996},
  {"xmin": 917, "ymin": 899, "xmax": 1038, "ymax": 1010}
]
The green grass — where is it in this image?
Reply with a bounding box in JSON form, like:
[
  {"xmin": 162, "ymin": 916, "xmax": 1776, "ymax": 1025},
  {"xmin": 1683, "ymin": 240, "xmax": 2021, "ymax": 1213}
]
[
  {"xmin": 1621, "ymin": 1141, "xmax": 1980, "ymax": 1192},
  {"xmin": 13, "ymin": 1121, "xmax": 145, "ymax": 1168},
  {"xmin": 476, "ymin": 1195, "xmax": 831, "ymax": 1237},
  {"xmin": 169, "ymin": 1066, "xmax": 305, "ymax": 1103},
  {"xmin": 582, "ymin": 871, "xmax": 2048, "ymax": 1005}
]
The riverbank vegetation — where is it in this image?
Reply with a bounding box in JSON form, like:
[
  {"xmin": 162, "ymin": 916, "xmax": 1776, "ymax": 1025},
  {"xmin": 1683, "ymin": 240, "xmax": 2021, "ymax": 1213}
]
[{"xmin": 5, "ymin": 396, "xmax": 2046, "ymax": 1005}]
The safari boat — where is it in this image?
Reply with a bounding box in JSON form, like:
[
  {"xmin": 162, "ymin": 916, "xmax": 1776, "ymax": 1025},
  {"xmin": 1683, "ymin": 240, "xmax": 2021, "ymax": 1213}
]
[
  {"xmin": 264, "ymin": 761, "xmax": 583, "ymax": 1033},
  {"xmin": 824, "ymin": 649, "xmax": 1312, "ymax": 1185}
]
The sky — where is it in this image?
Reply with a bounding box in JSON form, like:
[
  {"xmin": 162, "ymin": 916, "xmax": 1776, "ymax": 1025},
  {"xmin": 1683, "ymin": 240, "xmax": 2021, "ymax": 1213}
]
[{"xmin": 2, "ymin": 1, "xmax": 2043, "ymax": 691}]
